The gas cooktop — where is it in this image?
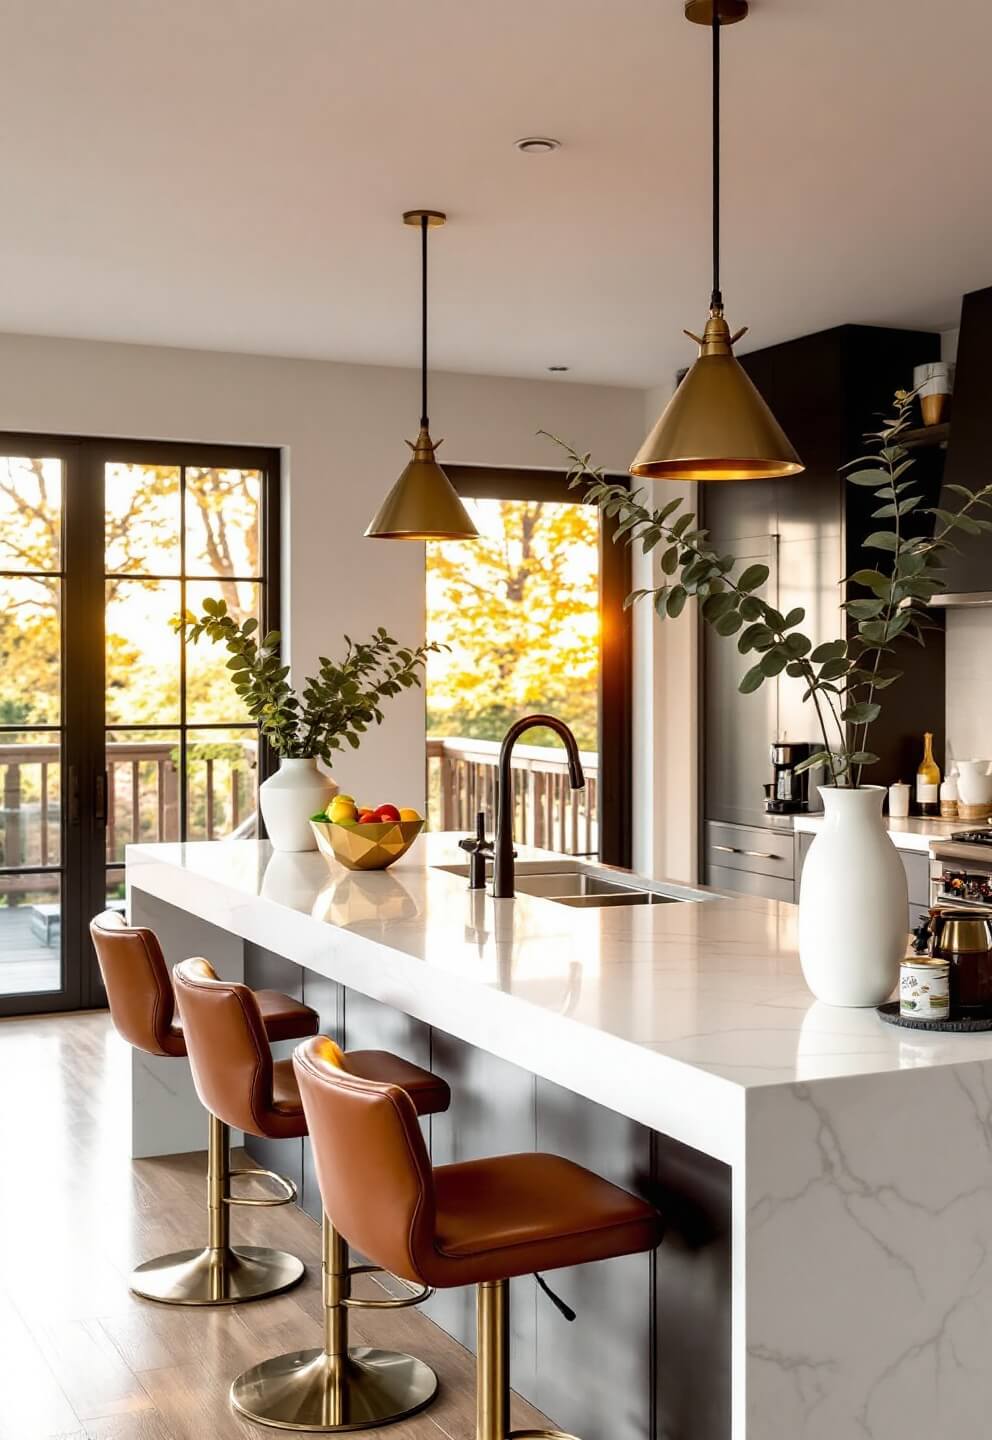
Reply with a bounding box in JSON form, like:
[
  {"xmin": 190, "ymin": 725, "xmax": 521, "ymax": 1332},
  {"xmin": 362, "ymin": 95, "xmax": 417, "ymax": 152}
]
[{"xmin": 948, "ymin": 830, "xmax": 992, "ymax": 846}]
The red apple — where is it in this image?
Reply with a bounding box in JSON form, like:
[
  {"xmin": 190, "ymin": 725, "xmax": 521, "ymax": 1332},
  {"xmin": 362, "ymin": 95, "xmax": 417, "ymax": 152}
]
[
  {"xmin": 358, "ymin": 812, "xmax": 380, "ymax": 825},
  {"xmin": 374, "ymin": 804, "xmax": 401, "ymax": 822}
]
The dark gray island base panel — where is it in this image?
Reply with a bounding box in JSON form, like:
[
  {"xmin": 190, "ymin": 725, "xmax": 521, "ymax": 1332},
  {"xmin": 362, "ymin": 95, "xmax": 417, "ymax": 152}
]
[{"xmin": 244, "ymin": 947, "xmax": 732, "ymax": 1440}]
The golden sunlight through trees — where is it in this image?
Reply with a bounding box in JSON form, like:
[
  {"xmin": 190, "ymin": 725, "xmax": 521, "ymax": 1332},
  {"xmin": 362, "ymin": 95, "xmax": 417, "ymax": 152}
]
[{"xmin": 425, "ymin": 498, "xmax": 600, "ymax": 750}]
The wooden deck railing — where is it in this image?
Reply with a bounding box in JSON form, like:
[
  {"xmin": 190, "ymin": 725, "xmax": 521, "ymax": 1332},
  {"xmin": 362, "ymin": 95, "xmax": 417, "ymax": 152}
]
[
  {"xmin": 2, "ymin": 734, "xmax": 598, "ymax": 880},
  {"xmin": 0, "ymin": 739, "xmax": 258, "ymax": 876},
  {"xmin": 427, "ymin": 736, "xmax": 599, "ymax": 856}
]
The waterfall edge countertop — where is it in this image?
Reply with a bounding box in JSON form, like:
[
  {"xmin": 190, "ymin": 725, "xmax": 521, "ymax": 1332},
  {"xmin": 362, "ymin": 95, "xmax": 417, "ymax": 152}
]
[
  {"xmin": 126, "ymin": 833, "xmax": 992, "ymax": 1168},
  {"xmin": 126, "ymin": 835, "xmax": 992, "ymax": 1437}
]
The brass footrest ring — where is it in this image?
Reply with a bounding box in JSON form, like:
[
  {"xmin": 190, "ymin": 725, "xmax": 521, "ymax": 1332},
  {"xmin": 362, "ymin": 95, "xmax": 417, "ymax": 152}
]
[
  {"xmin": 342, "ymin": 1263, "xmax": 434, "ymax": 1309},
  {"xmin": 225, "ymin": 1166, "xmax": 297, "ymax": 1207}
]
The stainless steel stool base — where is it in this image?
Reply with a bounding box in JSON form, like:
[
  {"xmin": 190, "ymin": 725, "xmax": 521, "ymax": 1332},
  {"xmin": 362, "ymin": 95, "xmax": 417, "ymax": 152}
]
[
  {"xmin": 230, "ymin": 1345, "xmax": 439, "ymax": 1431},
  {"xmin": 130, "ymin": 1244, "xmax": 305, "ymax": 1306}
]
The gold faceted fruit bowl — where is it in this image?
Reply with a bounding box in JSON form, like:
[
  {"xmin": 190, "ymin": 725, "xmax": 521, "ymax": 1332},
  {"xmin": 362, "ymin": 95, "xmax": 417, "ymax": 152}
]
[{"xmin": 310, "ymin": 817, "xmax": 425, "ymax": 872}]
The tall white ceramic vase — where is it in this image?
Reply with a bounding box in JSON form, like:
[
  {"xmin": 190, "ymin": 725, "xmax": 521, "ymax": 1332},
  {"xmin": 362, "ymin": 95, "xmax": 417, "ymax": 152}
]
[
  {"xmin": 259, "ymin": 758, "xmax": 336, "ymax": 852},
  {"xmin": 798, "ymin": 785, "xmax": 908, "ymax": 1007}
]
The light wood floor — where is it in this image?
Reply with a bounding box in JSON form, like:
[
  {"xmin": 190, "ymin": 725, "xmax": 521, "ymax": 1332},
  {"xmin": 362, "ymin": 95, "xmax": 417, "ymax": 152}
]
[{"xmin": 0, "ymin": 1011, "xmax": 549, "ymax": 1440}]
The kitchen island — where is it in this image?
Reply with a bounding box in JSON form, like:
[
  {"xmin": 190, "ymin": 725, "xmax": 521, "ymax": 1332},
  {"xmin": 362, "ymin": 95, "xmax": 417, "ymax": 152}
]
[{"xmin": 126, "ymin": 835, "xmax": 992, "ymax": 1440}]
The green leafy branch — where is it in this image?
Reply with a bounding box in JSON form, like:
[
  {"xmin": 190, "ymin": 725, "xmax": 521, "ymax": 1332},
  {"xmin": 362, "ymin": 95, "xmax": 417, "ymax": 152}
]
[
  {"xmin": 540, "ymin": 392, "xmax": 992, "ymax": 788},
  {"xmin": 177, "ymin": 601, "xmax": 443, "ymax": 766}
]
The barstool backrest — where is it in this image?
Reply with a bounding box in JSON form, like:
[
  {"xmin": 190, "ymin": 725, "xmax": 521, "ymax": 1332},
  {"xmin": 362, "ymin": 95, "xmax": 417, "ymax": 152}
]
[
  {"xmin": 172, "ymin": 958, "xmax": 273, "ymax": 1136},
  {"xmin": 294, "ymin": 1036, "xmax": 437, "ymax": 1286},
  {"xmin": 89, "ymin": 910, "xmax": 184, "ymax": 1057}
]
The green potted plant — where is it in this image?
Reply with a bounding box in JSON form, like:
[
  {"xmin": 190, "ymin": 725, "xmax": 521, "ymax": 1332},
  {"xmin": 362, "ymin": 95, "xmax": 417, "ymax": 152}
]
[
  {"xmin": 179, "ymin": 602, "xmax": 440, "ymax": 851},
  {"xmin": 544, "ymin": 390, "xmax": 992, "ymax": 1005}
]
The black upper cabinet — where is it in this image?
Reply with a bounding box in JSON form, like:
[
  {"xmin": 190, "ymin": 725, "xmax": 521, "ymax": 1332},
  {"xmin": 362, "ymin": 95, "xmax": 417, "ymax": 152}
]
[
  {"xmin": 702, "ymin": 324, "xmax": 944, "ymax": 831},
  {"xmin": 938, "ymin": 285, "xmax": 992, "ymax": 600}
]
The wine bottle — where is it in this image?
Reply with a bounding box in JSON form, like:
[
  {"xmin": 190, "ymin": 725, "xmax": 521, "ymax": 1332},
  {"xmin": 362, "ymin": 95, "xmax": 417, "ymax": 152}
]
[{"xmin": 916, "ymin": 731, "xmax": 940, "ymax": 816}]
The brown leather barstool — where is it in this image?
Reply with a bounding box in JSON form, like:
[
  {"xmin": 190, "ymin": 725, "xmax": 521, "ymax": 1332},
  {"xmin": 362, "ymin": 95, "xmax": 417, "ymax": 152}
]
[
  {"xmin": 90, "ymin": 910, "xmax": 319, "ymax": 1305},
  {"xmin": 294, "ymin": 1036, "xmax": 664, "ymax": 1440},
  {"xmin": 172, "ymin": 959, "xmax": 451, "ymax": 1432}
]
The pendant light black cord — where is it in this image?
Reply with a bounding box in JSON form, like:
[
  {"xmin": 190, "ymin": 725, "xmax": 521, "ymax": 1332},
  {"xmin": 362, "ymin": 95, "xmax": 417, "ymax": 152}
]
[
  {"xmin": 420, "ymin": 213, "xmax": 429, "ymax": 428},
  {"xmin": 711, "ymin": 5, "xmax": 722, "ymax": 311}
]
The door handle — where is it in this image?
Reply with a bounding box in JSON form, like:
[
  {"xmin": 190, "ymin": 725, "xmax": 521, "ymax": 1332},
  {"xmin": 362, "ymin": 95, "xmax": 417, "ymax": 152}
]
[
  {"xmin": 67, "ymin": 766, "xmax": 80, "ymax": 826},
  {"xmin": 94, "ymin": 770, "xmax": 109, "ymax": 825}
]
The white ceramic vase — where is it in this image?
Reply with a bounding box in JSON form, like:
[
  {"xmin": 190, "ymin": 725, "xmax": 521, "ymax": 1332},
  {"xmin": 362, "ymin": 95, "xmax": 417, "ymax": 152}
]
[
  {"xmin": 259, "ymin": 758, "xmax": 336, "ymax": 852},
  {"xmin": 798, "ymin": 785, "xmax": 908, "ymax": 1007}
]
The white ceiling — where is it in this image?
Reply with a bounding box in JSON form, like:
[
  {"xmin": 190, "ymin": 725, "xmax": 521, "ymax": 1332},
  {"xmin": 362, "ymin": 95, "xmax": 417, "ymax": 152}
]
[{"xmin": 1, "ymin": 0, "xmax": 990, "ymax": 387}]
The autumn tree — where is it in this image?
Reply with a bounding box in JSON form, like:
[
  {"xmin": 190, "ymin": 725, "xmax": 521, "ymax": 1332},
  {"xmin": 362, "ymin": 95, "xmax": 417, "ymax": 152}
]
[
  {"xmin": 0, "ymin": 458, "xmax": 259, "ymax": 727},
  {"xmin": 425, "ymin": 499, "xmax": 599, "ymax": 750}
]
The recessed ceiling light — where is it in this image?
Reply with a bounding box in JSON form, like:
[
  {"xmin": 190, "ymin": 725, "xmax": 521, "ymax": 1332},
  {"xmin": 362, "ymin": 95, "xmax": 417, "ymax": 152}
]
[
  {"xmin": 548, "ymin": 365, "xmax": 569, "ymax": 373},
  {"xmin": 515, "ymin": 136, "xmax": 561, "ymax": 155}
]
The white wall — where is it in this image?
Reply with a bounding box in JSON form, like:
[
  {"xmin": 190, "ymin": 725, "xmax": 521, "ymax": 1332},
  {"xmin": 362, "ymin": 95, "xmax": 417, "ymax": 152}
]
[
  {"xmin": 631, "ymin": 384, "xmax": 698, "ymax": 883},
  {"xmin": 0, "ymin": 332, "xmax": 643, "ymax": 813}
]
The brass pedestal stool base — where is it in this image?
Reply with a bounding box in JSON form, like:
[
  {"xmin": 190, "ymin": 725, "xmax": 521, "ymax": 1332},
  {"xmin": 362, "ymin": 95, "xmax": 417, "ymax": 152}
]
[
  {"xmin": 131, "ymin": 1114, "xmax": 305, "ymax": 1306},
  {"xmin": 130, "ymin": 1244, "xmax": 305, "ymax": 1306},
  {"xmin": 230, "ymin": 1212, "xmax": 438, "ymax": 1431},
  {"xmin": 230, "ymin": 1346, "xmax": 438, "ymax": 1431}
]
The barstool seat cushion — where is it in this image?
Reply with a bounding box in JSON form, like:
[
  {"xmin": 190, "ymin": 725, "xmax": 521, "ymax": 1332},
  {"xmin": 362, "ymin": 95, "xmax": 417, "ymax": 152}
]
[
  {"xmin": 347, "ymin": 1050, "xmax": 450, "ymax": 1117},
  {"xmin": 165, "ymin": 990, "xmax": 319, "ymax": 1053},
  {"xmin": 431, "ymin": 1152, "xmax": 662, "ymax": 1286},
  {"xmin": 268, "ymin": 1050, "xmax": 450, "ymax": 1135},
  {"xmin": 251, "ymin": 990, "xmax": 320, "ymax": 1043}
]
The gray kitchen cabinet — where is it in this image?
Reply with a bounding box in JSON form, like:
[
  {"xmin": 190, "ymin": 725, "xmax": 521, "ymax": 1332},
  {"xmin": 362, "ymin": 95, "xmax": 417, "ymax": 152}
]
[
  {"xmin": 703, "ymin": 819, "xmax": 795, "ymax": 900},
  {"xmin": 707, "ymin": 863, "xmax": 795, "ymax": 903},
  {"xmin": 901, "ymin": 851, "xmax": 930, "ymax": 908}
]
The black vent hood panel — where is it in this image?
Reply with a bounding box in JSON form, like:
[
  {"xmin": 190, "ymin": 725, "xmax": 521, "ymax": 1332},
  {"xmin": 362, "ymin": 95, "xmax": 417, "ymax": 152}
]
[{"xmin": 933, "ymin": 284, "xmax": 992, "ymax": 606}]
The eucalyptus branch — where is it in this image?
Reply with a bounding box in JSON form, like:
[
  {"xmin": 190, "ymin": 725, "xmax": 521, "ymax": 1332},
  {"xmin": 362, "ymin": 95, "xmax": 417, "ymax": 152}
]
[{"xmin": 177, "ymin": 602, "xmax": 444, "ymax": 765}]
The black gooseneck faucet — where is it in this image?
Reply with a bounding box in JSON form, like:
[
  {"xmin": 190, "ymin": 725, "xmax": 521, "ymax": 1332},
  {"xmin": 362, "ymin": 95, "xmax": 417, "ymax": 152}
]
[{"xmin": 493, "ymin": 715, "xmax": 585, "ymax": 899}]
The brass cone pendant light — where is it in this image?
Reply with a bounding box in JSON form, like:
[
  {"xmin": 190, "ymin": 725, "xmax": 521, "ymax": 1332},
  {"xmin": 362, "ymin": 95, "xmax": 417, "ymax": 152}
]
[
  {"xmin": 366, "ymin": 210, "xmax": 479, "ymax": 540},
  {"xmin": 631, "ymin": 0, "xmax": 803, "ymax": 482}
]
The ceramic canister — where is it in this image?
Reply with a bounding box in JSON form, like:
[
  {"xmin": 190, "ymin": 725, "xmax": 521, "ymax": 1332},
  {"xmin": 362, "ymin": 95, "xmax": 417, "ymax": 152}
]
[{"xmin": 899, "ymin": 958, "xmax": 950, "ymax": 1018}]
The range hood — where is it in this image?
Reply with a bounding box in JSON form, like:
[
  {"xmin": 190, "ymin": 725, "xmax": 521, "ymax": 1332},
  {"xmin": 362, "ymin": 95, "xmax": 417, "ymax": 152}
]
[{"xmin": 931, "ymin": 284, "xmax": 992, "ymax": 607}]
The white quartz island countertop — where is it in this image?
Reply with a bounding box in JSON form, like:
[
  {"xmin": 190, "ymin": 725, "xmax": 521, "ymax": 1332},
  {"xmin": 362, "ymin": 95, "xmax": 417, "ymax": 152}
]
[
  {"xmin": 126, "ymin": 833, "xmax": 992, "ymax": 1165},
  {"xmin": 126, "ymin": 835, "xmax": 992, "ymax": 1439}
]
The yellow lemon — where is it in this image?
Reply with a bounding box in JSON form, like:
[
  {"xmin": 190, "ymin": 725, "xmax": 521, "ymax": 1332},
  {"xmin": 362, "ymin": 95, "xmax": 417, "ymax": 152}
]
[
  {"xmin": 398, "ymin": 807, "xmax": 422, "ymax": 822},
  {"xmin": 328, "ymin": 799, "xmax": 358, "ymax": 824},
  {"xmin": 335, "ymin": 793, "xmax": 355, "ymax": 805}
]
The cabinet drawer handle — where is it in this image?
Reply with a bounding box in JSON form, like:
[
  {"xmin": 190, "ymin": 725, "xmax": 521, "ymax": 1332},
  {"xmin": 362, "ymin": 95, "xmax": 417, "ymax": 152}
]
[{"xmin": 712, "ymin": 844, "xmax": 782, "ymax": 861}]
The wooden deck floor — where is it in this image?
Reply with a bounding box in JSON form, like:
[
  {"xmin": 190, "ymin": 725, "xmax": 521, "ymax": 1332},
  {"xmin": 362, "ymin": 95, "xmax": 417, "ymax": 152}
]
[
  {"xmin": 0, "ymin": 908, "xmax": 60, "ymax": 996},
  {"xmin": 0, "ymin": 1010, "xmax": 550, "ymax": 1440}
]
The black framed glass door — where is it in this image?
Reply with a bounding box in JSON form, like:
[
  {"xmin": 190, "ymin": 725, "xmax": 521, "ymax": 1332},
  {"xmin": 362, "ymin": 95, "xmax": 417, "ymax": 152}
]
[{"xmin": 0, "ymin": 435, "xmax": 279, "ymax": 1018}]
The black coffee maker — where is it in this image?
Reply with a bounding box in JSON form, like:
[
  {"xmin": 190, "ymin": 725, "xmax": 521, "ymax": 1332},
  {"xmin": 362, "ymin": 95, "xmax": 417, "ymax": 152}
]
[{"xmin": 765, "ymin": 741, "xmax": 813, "ymax": 814}]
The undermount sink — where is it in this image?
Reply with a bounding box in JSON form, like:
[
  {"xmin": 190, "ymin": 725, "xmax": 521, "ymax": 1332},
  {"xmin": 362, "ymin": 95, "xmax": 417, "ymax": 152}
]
[
  {"xmin": 512, "ymin": 871, "xmax": 675, "ymax": 906},
  {"xmin": 512, "ymin": 872, "xmax": 634, "ymax": 898},
  {"xmin": 433, "ymin": 857, "xmax": 714, "ymax": 907}
]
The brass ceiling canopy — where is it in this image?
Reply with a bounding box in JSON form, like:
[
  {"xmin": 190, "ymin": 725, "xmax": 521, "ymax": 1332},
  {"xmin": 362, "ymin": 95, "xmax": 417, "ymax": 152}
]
[
  {"xmin": 365, "ymin": 210, "xmax": 479, "ymax": 541},
  {"xmin": 631, "ymin": 0, "xmax": 803, "ymax": 482}
]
